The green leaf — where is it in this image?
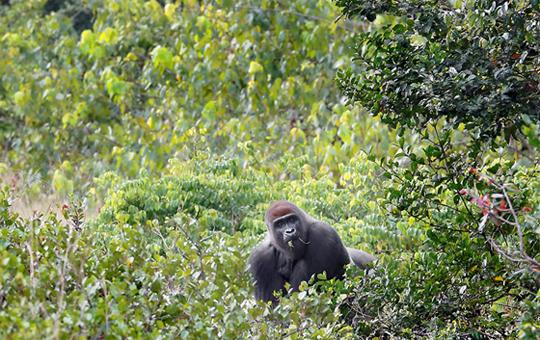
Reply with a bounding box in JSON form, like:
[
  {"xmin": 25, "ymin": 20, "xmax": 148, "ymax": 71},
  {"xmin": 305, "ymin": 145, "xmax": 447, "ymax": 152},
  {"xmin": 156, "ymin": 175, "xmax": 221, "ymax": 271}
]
[{"xmin": 248, "ymin": 61, "xmax": 264, "ymax": 75}]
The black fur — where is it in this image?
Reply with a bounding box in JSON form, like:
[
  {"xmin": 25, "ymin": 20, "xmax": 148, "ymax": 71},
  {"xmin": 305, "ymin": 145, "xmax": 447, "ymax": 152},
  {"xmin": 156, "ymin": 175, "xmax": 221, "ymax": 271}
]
[{"xmin": 248, "ymin": 201, "xmax": 375, "ymax": 303}]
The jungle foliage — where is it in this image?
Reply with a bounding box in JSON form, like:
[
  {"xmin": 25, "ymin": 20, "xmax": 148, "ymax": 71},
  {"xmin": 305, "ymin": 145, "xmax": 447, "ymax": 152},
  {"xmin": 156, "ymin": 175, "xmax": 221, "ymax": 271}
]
[
  {"xmin": 336, "ymin": 0, "xmax": 540, "ymax": 337},
  {"xmin": 0, "ymin": 0, "xmax": 539, "ymax": 338}
]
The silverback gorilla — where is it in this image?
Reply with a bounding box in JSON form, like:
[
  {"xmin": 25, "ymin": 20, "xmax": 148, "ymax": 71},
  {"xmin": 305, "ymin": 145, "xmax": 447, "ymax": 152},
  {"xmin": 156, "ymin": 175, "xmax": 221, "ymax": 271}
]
[{"xmin": 248, "ymin": 200, "xmax": 376, "ymax": 303}]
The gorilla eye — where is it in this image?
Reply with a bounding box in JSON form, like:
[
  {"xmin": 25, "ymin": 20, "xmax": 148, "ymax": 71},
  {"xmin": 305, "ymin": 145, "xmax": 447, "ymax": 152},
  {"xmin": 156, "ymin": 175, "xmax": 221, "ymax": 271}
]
[{"xmin": 273, "ymin": 214, "xmax": 299, "ymax": 228}]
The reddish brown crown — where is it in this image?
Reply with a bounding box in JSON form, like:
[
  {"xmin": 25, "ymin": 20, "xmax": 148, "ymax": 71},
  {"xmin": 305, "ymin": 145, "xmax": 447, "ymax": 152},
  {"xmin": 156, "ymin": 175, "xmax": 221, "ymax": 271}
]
[{"xmin": 267, "ymin": 201, "xmax": 295, "ymax": 222}]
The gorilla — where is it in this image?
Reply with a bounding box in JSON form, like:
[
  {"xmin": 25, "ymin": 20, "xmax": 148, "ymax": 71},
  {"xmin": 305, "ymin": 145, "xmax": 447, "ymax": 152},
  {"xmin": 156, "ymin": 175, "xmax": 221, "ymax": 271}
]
[{"xmin": 248, "ymin": 200, "xmax": 375, "ymax": 303}]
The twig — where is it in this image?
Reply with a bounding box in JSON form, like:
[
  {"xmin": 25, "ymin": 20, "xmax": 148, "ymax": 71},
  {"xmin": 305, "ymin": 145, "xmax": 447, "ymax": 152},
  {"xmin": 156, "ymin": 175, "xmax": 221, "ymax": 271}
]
[
  {"xmin": 487, "ymin": 238, "xmax": 526, "ymax": 263},
  {"xmin": 25, "ymin": 242, "xmax": 38, "ymax": 319},
  {"xmin": 499, "ymin": 184, "xmax": 540, "ymax": 270},
  {"xmin": 433, "ymin": 124, "xmax": 476, "ymax": 220}
]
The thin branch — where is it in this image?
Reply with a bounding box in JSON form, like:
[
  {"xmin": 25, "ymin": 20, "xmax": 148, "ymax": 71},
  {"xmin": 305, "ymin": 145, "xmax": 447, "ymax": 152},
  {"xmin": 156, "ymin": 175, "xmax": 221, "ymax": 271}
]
[
  {"xmin": 25, "ymin": 242, "xmax": 38, "ymax": 319},
  {"xmin": 487, "ymin": 238, "xmax": 526, "ymax": 263},
  {"xmin": 489, "ymin": 211, "xmax": 515, "ymax": 226},
  {"xmin": 500, "ymin": 184, "xmax": 540, "ymax": 270},
  {"xmin": 432, "ymin": 124, "xmax": 476, "ymax": 220}
]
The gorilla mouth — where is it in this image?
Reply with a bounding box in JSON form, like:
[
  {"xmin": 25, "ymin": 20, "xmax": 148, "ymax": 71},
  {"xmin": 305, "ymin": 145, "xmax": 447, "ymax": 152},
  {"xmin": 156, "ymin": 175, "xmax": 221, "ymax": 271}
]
[
  {"xmin": 285, "ymin": 234, "xmax": 311, "ymax": 248},
  {"xmin": 283, "ymin": 233, "xmax": 298, "ymax": 244}
]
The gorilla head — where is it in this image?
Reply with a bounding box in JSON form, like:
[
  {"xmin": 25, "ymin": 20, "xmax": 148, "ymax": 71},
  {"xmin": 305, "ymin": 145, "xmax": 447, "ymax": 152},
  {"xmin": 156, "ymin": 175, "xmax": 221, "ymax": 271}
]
[{"xmin": 264, "ymin": 201, "xmax": 311, "ymax": 259}]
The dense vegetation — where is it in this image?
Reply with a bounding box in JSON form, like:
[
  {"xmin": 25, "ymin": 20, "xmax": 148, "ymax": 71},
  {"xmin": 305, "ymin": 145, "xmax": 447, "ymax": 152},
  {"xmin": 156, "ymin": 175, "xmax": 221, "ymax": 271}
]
[{"xmin": 1, "ymin": 0, "xmax": 539, "ymax": 338}]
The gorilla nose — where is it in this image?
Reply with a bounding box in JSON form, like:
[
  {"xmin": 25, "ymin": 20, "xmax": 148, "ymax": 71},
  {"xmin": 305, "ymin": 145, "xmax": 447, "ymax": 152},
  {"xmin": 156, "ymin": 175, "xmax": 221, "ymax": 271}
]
[{"xmin": 285, "ymin": 228, "xmax": 296, "ymax": 235}]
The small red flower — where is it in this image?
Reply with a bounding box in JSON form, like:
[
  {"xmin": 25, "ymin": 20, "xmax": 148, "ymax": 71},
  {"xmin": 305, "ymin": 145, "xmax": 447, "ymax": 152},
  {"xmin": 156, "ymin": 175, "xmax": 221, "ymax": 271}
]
[
  {"xmin": 468, "ymin": 167, "xmax": 478, "ymax": 175},
  {"xmin": 471, "ymin": 195, "xmax": 491, "ymax": 210},
  {"xmin": 522, "ymin": 206, "xmax": 533, "ymax": 213}
]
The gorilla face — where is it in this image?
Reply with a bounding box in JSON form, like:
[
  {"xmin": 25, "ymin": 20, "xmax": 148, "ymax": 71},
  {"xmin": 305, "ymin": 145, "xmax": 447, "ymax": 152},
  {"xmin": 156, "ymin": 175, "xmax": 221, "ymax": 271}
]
[
  {"xmin": 272, "ymin": 213, "xmax": 301, "ymax": 245},
  {"xmin": 264, "ymin": 202, "xmax": 310, "ymax": 259}
]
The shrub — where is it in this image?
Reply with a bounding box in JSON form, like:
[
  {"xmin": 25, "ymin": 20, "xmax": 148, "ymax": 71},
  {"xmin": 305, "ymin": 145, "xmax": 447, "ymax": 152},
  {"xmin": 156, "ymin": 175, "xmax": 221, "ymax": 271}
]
[{"xmin": 0, "ymin": 186, "xmax": 357, "ymax": 338}]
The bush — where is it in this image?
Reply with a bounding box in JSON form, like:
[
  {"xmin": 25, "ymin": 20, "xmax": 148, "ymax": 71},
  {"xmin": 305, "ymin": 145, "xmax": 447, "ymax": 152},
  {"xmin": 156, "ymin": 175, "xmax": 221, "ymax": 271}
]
[
  {"xmin": 96, "ymin": 153, "xmax": 389, "ymax": 233},
  {"xmin": 97, "ymin": 174, "xmax": 268, "ymax": 233},
  {"xmin": 0, "ymin": 185, "xmax": 359, "ymax": 338},
  {"xmin": 1, "ymin": 154, "xmax": 394, "ymax": 337}
]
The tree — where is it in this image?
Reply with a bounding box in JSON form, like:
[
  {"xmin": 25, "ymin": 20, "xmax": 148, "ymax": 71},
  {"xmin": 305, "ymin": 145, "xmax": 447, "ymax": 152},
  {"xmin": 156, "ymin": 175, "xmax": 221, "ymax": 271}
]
[
  {"xmin": 335, "ymin": 0, "xmax": 540, "ymax": 337},
  {"xmin": 337, "ymin": 0, "xmax": 540, "ymax": 140}
]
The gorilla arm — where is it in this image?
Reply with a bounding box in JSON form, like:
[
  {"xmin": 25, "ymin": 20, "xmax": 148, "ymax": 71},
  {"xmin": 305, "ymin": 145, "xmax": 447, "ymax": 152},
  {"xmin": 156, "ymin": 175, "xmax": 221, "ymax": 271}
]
[{"xmin": 248, "ymin": 239, "xmax": 287, "ymax": 303}]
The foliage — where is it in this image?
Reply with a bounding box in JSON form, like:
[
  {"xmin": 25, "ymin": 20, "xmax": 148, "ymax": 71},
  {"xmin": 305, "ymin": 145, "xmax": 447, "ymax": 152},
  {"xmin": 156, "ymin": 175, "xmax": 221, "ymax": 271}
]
[
  {"xmin": 335, "ymin": 0, "xmax": 540, "ymax": 337},
  {"xmin": 96, "ymin": 170, "xmax": 268, "ymax": 233},
  {"xmin": 0, "ymin": 186, "xmax": 357, "ymax": 338},
  {"xmin": 0, "ymin": 0, "xmax": 389, "ymax": 200},
  {"xmin": 336, "ymin": 0, "xmax": 540, "ymax": 140},
  {"xmin": 1, "ymin": 0, "xmax": 539, "ymax": 338},
  {"xmin": 97, "ymin": 154, "xmax": 396, "ymax": 241},
  {"xmin": 42, "ymin": 0, "xmax": 94, "ymax": 33},
  {"xmin": 340, "ymin": 148, "xmax": 540, "ymax": 337},
  {"xmin": 0, "ymin": 156, "xmax": 392, "ymax": 338},
  {"xmin": 5, "ymin": 149, "xmax": 538, "ymax": 337},
  {"xmin": 344, "ymin": 228, "xmax": 540, "ymax": 337}
]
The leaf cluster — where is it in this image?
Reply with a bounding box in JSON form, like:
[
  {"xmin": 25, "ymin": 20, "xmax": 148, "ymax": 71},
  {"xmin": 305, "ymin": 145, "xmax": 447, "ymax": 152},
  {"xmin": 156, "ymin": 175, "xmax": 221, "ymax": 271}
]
[{"xmin": 337, "ymin": 0, "xmax": 540, "ymax": 140}]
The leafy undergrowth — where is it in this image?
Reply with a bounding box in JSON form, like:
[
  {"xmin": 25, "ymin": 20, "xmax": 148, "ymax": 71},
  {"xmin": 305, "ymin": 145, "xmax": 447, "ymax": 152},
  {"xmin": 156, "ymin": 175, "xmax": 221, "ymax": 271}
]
[
  {"xmin": 0, "ymin": 156, "xmax": 386, "ymax": 338},
  {"xmin": 0, "ymin": 189, "xmax": 355, "ymax": 338},
  {"xmin": 2, "ymin": 156, "xmax": 538, "ymax": 338}
]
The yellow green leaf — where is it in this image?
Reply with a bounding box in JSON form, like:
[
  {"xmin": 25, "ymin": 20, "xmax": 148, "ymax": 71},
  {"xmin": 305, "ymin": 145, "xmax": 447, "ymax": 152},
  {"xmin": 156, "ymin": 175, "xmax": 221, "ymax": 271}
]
[{"xmin": 248, "ymin": 61, "xmax": 264, "ymax": 75}]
